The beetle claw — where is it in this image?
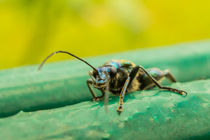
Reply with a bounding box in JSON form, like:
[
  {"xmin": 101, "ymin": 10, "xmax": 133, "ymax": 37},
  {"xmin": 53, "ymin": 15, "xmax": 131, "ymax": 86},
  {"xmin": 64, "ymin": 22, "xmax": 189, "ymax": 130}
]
[
  {"xmin": 92, "ymin": 98, "xmax": 101, "ymax": 101},
  {"xmin": 179, "ymin": 90, "xmax": 187, "ymax": 96},
  {"xmin": 117, "ymin": 106, "xmax": 123, "ymax": 115}
]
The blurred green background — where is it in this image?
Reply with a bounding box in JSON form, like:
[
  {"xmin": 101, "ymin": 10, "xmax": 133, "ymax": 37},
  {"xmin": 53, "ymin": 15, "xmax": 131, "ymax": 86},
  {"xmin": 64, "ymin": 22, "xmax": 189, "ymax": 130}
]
[{"xmin": 0, "ymin": 0, "xmax": 210, "ymax": 70}]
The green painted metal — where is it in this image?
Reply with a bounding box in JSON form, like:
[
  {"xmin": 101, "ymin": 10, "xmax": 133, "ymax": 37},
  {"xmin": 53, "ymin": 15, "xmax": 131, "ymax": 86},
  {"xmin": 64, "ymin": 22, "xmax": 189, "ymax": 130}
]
[
  {"xmin": 0, "ymin": 79, "xmax": 209, "ymax": 140},
  {"xmin": 0, "ymin": 41, "xmax": 210, "ymax": 118}
]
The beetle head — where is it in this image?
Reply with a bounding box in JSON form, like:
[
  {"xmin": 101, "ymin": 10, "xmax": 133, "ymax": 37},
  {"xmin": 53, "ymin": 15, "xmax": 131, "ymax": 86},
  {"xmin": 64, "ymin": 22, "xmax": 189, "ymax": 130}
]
[{"xmin": 89, "ymin": 67, "xmax": 112, "ymax": 89}]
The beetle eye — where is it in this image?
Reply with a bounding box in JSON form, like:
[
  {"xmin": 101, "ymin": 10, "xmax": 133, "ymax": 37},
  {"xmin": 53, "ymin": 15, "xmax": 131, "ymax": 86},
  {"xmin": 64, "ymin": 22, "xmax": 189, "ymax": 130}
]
[{"xmin": 93, "ymin": 71, "xmax": 97, "ymax": 78}]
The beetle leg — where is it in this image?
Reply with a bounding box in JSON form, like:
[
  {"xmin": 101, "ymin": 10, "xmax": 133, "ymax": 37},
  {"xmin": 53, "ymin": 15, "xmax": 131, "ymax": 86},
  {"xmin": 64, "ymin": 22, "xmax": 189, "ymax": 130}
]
[
  {"xmin": 93, "ymin": 90, "xmax": 105, "ymax": 101},
  {"xmin": 164, "ymin": 69, "xmax": 177, "ymax": 82},
  {"xmin": 117, "ymin": 77, "xmax": 131, "ymax": 114},
  {"xmin": 137, "ymin": 66, "xmax": 187, "ymax": 96},
  {"xmin": 117, "ymin": 66, "xmax": 139, "ymax": 114},
  {"xmin": 86, "ymin": 79, "xmax": 105, "ymax": 101}
]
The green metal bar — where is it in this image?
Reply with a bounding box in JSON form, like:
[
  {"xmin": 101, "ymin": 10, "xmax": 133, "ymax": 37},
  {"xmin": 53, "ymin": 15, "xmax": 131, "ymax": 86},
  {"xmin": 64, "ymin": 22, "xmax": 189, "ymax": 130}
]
[
  {"xmin": 0, "ymin": 79, "xmax": 209, "ymax": 140},
  {"xmin": 0, "ymin": 41, "xmax": 210, "ymax": 117}
]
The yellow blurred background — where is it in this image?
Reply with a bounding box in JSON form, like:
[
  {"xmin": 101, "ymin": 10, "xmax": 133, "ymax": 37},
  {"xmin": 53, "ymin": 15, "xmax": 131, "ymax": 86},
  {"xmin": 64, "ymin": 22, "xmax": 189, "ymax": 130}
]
[{"xmin": 0, "ymin": 0, "xmax": 210, "ymax": 70}]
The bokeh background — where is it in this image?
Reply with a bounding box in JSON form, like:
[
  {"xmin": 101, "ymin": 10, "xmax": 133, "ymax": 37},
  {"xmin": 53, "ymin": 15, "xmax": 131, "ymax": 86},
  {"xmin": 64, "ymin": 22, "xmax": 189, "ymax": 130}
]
[{"xmin": 0, "ymin": 0, "xmax": 210, "ymax": 70}]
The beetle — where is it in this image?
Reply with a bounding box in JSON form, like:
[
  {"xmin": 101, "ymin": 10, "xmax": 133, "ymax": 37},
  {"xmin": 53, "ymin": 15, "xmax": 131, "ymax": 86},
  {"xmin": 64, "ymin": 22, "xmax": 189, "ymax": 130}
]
[{"xmin": 38, "ymin": 51, "xmax": 187, "ymax": 114}]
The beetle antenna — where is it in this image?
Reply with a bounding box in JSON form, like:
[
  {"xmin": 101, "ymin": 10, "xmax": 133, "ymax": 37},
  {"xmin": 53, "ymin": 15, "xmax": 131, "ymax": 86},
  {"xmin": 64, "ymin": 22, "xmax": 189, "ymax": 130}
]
[{"xmin": 38, "ymin": 51, "xmax": 98, "ymax": 71}]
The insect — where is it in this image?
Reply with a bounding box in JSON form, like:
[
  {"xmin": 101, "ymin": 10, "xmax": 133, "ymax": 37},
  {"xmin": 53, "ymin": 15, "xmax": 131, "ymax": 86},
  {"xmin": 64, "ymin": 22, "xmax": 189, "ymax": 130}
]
[{"xmin": 38, "ymin": 51, "xmax": 187, "ymax": 114}]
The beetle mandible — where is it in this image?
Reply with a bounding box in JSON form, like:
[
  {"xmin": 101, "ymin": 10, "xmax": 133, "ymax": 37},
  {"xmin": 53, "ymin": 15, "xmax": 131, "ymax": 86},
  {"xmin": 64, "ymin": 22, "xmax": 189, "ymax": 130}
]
[{"xmin": 38, "ymin": 51, "xmax": 187, "ymax": 114}]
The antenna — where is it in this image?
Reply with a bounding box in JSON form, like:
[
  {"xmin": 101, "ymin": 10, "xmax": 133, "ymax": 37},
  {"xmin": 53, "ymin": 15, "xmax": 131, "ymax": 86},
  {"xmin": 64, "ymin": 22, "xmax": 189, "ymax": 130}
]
[{"xmin": 38, "ymin": 51, "xmax": 97, "ymax": 71}]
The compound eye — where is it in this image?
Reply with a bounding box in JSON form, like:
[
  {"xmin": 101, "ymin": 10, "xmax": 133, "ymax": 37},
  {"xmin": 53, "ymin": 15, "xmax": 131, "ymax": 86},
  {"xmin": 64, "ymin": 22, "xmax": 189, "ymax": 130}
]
[
  {"xmin": 110, "ymin": 67, "xmax": 117, "ymax": 76},
  {"xmin": 92, "ymin": 71, "xmax": 98, "ymax": 78}
]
